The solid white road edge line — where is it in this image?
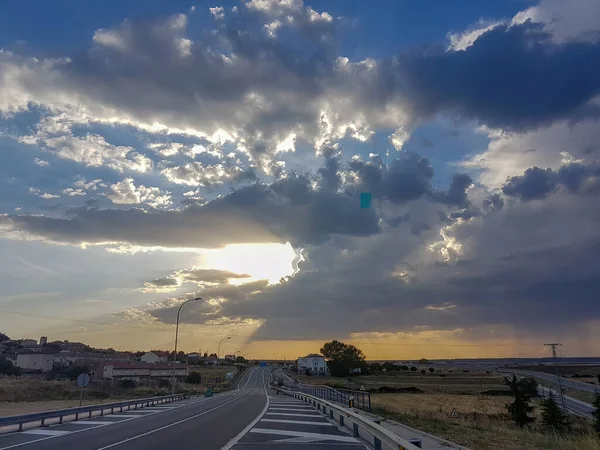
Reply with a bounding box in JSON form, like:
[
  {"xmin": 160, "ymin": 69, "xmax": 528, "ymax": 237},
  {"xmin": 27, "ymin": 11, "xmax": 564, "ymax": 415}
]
[
  {"xmin": 220, "ymin": 383, "xmax": 270, "ymax": 450},
  {"xmin": 96, "ymin": 368, "xmax": 260, "ymax": 450}
]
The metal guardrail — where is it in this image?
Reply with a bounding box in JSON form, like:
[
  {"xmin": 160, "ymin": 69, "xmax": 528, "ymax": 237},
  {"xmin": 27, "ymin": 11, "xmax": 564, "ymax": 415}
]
[
  {"xmin": 0, "ymin": 393, "xmax": 185, "ymax": 432},
  {"xmin": 281, "ymin": 388, "xmax": 421, "ymax": 450},
  {"xmin": 296, "ymin": 384, "xmax": 372, "ymax": 412},
  {"xmin": 273, "ymin": 370, "xmax": 372, "ymax": 412}
]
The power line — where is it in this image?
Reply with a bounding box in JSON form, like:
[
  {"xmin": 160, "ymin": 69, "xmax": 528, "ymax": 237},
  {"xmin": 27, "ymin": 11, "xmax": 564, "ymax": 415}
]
[{"xmin": 544, "ymin": 343, "xmax": 567, "ymax": 414}]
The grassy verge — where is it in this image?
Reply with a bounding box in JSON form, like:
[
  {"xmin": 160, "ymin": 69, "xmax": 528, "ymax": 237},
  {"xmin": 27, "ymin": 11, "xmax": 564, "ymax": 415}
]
[{"xmin": 372, "ymin": 394, "xmax": 600, "ymax": 450}]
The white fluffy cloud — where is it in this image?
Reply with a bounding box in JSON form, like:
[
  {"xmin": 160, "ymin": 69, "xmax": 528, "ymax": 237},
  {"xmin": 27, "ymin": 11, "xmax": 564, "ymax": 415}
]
[
  {"xmin": 461, "ymin": 118, "xmax": 600, "ymax": 188},
  {"xmin": 106, "ymin": 178, "xmax": 172, "ymax": 209}
]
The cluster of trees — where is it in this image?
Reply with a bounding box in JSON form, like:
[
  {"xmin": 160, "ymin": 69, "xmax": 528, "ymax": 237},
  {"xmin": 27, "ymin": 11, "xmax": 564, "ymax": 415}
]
[
  {"xmin": 504, "ymin": 375, "xmax": 600, "ymax": 437},
  {"xmin": 320, "ymin": 340, "xmax": 368, "ymax": 377},
  {"xmin": 369, "ymin": 362, "xmax": 436, "ymax": 374},
  {"xmin": 0, "ymin": 357, "xmax": 20, "ymax": 376},
  {"xmin": 320, "ymin": 341, "xmax": 442, "ymax": 377}
]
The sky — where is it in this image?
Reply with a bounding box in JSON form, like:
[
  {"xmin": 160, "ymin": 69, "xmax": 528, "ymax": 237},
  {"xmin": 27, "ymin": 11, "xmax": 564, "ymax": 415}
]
[{"xmin": 1, "ymin": 0, "xmax": 600, "ymax": 360}]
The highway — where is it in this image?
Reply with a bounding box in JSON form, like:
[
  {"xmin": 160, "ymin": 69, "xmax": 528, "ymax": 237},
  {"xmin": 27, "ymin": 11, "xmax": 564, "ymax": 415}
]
[
  {"xmin": 504, "ymin": 369, "xmax": 599, "ymax": 393},
  {"xmin": 500, "ymin": 370, "xmax": 597, "ymax": 419},
  {"xmin": 537, "ymin": 386, "xmax": 597, "ymax": 419},
  {"xmin": 0, "ymin": 367, "xmax": 366, "ymax": 450}
]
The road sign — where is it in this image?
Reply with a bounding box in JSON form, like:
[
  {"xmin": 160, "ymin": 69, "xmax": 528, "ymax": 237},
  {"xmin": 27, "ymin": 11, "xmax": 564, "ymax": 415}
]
[
  {"xmin": 360, "ymin": 385, "xmax": 366, "ymax": 391},
  {"xmin": 450, "ymin": 408, "xmax": 459, "ymax": 418},
  {"xmin": 77, "ymin": 373, "xmax": 90, "ymax": 388}
]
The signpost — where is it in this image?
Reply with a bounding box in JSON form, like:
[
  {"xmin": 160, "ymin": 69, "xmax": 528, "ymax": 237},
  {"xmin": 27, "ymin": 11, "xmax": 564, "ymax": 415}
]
[
  {"xmin": 450, "ymin": 408, "xmax": 459, "ymax": 419},
  {"xmin": 359, "ymin": 385, "xmax": 366, "ymax": 391},
  {"xmin": 77, "ymin": 373, "xmax": 90, "ymax": 407}
]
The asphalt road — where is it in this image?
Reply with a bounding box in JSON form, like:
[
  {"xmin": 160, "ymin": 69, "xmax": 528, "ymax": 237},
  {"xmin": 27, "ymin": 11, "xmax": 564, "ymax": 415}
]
[
  {"xmin": 0, "ymin": 367, "xmax": 367, "ymax": 450},
  {"xmin": 501, "ymin": 370, "xmax": 597, "ymax": 419},
  {"xmin": 0, "ymin": 367, "xmax": 266, "ymax": 450},
  {"xmin": 503, "ymin": 369, "xmax": 599, "ymax": 393},
  {"xmin": 537, "ymin": 386, "xmax": 597, "ymax": 419}
]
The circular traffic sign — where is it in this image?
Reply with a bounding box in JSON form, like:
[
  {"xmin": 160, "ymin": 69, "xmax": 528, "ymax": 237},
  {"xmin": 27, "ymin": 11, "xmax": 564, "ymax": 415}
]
[{"xmin": 77, "ymin": 372, "xmax": 90, "ymax": 387}]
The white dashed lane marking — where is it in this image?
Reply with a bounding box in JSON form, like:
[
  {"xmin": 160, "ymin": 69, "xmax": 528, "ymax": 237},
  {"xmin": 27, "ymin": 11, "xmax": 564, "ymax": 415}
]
[
  {"xmin": 68, "ymin": 421, "xmax": 112, "ymax": 425},
  {"xmin": 22, "ymin": 430, "xmax": 69, "ymax": 436},
  {"xmin": 261, "ymin": 419, "xmax": 335, "ymax": 426},
  {"xmin": 249, "ymin": 428, "xmax": 359, "ymax": 442}
]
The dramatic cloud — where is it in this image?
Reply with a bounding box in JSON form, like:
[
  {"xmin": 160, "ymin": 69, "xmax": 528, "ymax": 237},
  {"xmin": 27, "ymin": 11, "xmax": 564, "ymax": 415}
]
[
  {"xmin": 2, "ymin": 0, "xmax": 600, "ymax": 351},
  {"xmin": 0, "ymin": 172, "xmax": 381, "ymax": 248},
  {"xmin": 162, "ymin": 163, "xmax": 257, "ymax": 187},
  {"xmin": 142, "ymin": 268, "xmax": 252, "ymax": 292},
  {"xmin": 502, "ymin": 163, "xmax": 600, "ymax": 200}
]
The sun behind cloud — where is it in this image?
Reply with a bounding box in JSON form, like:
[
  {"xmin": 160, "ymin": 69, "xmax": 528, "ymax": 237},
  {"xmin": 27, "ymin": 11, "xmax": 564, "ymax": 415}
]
[{"xmin": 198, "ymin": 242, "xmax": 300, "ymax": 284}]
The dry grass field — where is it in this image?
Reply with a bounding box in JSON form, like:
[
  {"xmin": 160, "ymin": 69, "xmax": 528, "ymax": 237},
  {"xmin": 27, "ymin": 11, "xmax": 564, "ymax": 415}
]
[
  {"xmin": 296, "ymin": 370, "xmax": 600, "ymax": 450},
  {"xmin": 372, "ymin": 392, "xmax": 511, "ymax": 416},
  {"xmin": 0, "ymin": 365, "xmax": 238, "ymax": 416},
  {"xmin": 373, "ymin": 394, "xmax": 600, "ymax": 450}
]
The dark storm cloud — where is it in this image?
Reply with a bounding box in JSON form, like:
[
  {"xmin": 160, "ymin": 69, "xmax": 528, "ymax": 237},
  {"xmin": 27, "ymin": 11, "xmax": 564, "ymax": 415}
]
[
  {"xmin": 347, "ymin": 152, "xmax": 434, "ymax": 203},
  {"xmin": 436, "ymin": 173, "xmax": 473, "ymax": 207},
  {"xmin": 147, "ymin": 279, "xmax": 269, "ymax": 325},
  {"xmin": 502, "ymin": 167, "xmax": 557, "ymax": 200},
  {"xmin": 199, "ymin": 193, "xmax": 600, "ymax": 340},
  {"xmin": 147, "ymin": 276, "xmax": 178, "ymax": 287},
  {"xmin": 395, "ymin": 21, "xmax": 600, "ymax": 130},
  {"xmin": 502, "ymin": 162, "xmax": 600, "ymax": 200},
  {"xmin": 0, "ymin": 174, "xmax": 381, "ymax": 248}
]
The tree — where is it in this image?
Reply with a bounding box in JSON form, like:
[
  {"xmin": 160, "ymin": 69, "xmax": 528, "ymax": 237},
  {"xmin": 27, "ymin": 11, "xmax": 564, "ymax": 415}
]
[
  {"xmin": 120, "ymin": 379, "xmax": 136, "ymax": 389},
  {"xmin": 0, "ymin": 357, "xmax": 20, "ymax": 376},
  {"xmin": 419, "ymin": 358, "xmax": 428, "ymax": 365},
  {"xmin": 0, "ymin": 332, "xmax": 9, "ymax": 342},
  {"xmin": 235, "ymin": 356, "xmax": 246, "ymax": 363},
  {"xmin": 540, "ymin": 393, "xmax": 571, "ymax": 434},
  {"xmin": 320, "ymin": 340, "xmax": 367, "ymax": 377},
  {"xmin": 592, "ymin": 394, "xmax": 600, "ymax": 435},
  {"xmin": 400, "ymin": 365, "xmax": 409, "ymax": 371},
  {"xmin": 66, "ymin": 364, "xmax": 88, "ymax": 380},
  {"xmin": 186, "ymin": 372, "xmax": 202, "ymax": 384},
  {"xmin": 428, "ymin": 367, "xmax": 435, "ymax": 373},
  {"xmin": 421, "ymin": 369, "xmax": 426, "ymax": 375},
  {"xmin": 410, "ymin": 366, "xmax": 417, "ymax": 372},
  {"xmin": 203, "ymin": 352, "xmax": 208, "ymax": 358},
  {"xmin": 504, "ymin": 375, "xmax": 538, "ymax": 427},
  {"xmin": 320, "ymin": 340, "xmax": 365, "ymax": 362},
  {"xmin": 369, "ymin": 362, "xmax": 383, "ymax": 372}
]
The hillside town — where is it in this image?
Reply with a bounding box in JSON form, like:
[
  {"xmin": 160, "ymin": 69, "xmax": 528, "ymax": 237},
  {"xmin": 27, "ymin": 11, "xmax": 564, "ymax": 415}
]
[{"xmin": 0, "ymin": 333, "xmax": 246, "ymax": 383}]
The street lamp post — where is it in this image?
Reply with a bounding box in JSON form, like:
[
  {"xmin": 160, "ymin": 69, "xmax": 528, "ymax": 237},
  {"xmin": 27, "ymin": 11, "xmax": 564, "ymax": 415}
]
[
  {"xmin": 218, "ymin": 336, "xmax": 231, "ymax": 362},
  {"xmin": 171, "ymin": 297, "xmax": 202, "ymax": 394}
]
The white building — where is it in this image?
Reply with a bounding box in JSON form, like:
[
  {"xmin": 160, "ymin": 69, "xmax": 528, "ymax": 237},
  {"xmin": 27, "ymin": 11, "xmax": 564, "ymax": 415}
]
[
  {"xmin": 297, "ymin": 354, "xmax": 327, "ymax": 374},
  {"xmin": 140, "ymin": 351, "xmax": 169, "ymax": 363},
  {"xmin": 103, "ymin": 363, "xmax": 188, "ymax": 381},
  {"xmin": 16, "ymin": 350, "xmax": 57, "ymax": 372}
]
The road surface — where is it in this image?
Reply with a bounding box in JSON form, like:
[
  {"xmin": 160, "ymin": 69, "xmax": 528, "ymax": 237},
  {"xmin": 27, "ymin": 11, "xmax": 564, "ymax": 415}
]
[
  {"xmin": 537, "ymin": 385, "xmax": 597, "ymax": 419},
  {"xmin": 502, "ymin": 369, "xmax": 599, "ymax": 393},
  {"xmin": 0, "ymin": 367, "xmax": 366, "ymax": 450},
  {"xmin": 501, "ymin": 370, "xmax": 597, "ymax": 419}
]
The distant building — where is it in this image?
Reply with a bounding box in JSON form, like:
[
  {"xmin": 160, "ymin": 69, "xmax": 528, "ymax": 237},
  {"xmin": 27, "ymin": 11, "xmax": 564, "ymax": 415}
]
[
  {"xmin": 19, "ymin": 339, "xmax": 37, "ymax": 347},
  {"xmin": 16, "ymin": 349, "xmax": 57, "ymax": 372},
  {"xmin": 103, "ymin": 363, "xmax": 188, "ymax": 381},
  {"xmin": 297, "ymin": 354, "xmax": 327, "ymax": 374},
  {"xmin": 140, "ymin": 351, "xmax": 169, "ymax": 363},
  {"xmin": 224, "ymin": 354, "xmax": 236, "ymax": 361},
  {"xmin": 186, "ymin": 352, "xmax": 200, "ymax": 359},
  {"xmin": 39, "ymin": 336, "xmax": 48, "ymax": 346}
]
